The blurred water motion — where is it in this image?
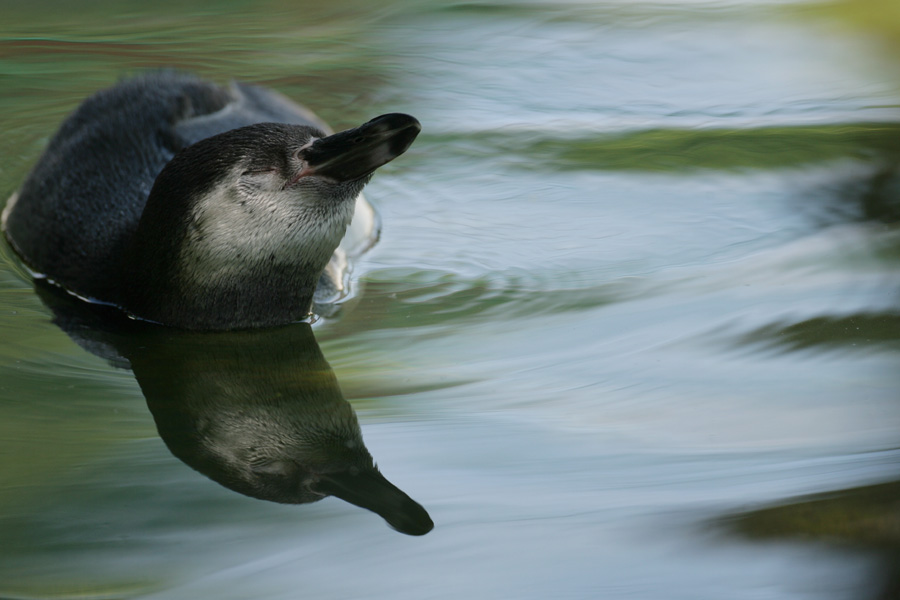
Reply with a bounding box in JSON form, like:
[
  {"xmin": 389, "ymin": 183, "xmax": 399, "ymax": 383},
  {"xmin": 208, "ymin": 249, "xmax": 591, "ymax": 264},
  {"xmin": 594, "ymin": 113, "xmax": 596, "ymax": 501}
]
[{"xmin": 1, "ymin": 1, "xmax": 899, "ymax": 599}]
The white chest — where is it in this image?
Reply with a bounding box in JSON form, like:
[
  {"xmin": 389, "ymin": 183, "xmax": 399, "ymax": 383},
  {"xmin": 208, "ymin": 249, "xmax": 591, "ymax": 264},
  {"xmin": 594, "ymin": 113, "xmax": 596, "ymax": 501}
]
[{"xmin": 178, "ymin": 182, "xmax": 355, "ymax": 286}]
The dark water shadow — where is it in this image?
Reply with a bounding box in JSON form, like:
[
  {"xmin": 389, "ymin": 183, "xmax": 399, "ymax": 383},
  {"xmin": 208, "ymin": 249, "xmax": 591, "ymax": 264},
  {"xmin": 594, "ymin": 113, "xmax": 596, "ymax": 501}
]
[
  {"xmin": 795, "ymin": 159, "xmax": 900, "ymax": 230},
  {"xmin": 723, "ymin": 149, "xmax": 900, "ymax": 356},
  {"xmin": 842, "ymin": 163, "xmax": 900, "ymax": 226},
  {"xmin": 719, "ymin": 479, "xmax": 900, "ymax": 600},
  {"xmin": 733, "ymin": 313, "xmax": 900, "ymax": 355},
  {"xmin": 32, "ymin": 282, "xmax": 433, "ymax": 536}
]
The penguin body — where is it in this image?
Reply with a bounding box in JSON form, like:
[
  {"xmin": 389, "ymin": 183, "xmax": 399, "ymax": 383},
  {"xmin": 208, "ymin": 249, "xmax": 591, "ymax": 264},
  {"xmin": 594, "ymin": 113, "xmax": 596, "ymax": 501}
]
[{"xmin": 2, "ymin": 72, "xmax": 419, "ymax": 329}]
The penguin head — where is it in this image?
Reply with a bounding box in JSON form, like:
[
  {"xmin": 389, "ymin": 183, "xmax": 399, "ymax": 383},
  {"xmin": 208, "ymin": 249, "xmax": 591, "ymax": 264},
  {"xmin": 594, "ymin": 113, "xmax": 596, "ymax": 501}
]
[
  {"xmin": 221, "ymin": 113, "xmax": 422, "ymax": 206},
  {"xmin": 126, "ymin": 114, "xmax": 420, "ymax": 329},
  {"xmin": 151, "ymin": 113, "xmax": 421, "ymax": 221}
]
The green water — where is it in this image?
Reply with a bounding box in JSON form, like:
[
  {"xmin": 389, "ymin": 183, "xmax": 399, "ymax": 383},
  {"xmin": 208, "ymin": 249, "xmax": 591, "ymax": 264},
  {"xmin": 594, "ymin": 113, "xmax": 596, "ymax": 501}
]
[{"xmin": 2, "ymin": 1, "xmax": 899, "ymax": 598}]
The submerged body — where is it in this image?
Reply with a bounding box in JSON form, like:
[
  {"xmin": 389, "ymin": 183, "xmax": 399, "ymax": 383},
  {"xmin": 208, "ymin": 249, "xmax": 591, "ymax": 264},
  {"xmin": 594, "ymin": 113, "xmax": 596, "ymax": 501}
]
[{"xmin": 2, "ymin": 72, "xmax": 419, "ymax": 329}]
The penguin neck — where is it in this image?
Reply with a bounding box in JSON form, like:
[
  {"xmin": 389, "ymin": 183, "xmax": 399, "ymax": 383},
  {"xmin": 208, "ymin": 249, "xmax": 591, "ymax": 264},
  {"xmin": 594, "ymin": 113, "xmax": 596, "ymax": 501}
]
[{"xmin": 123, "ymin": 183, "xmax": 357, "ymax": 330}]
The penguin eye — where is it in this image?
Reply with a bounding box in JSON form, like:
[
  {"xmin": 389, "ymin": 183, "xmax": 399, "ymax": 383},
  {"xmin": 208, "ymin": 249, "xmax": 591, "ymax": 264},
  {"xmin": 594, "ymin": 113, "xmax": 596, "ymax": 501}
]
[
  {"xmin": 295, "ymin": 137, "xmax": 318, "ymax": 159},
  {"xmin": 241, "ymin": 168, "xmax": 276, "ymax": 176}
]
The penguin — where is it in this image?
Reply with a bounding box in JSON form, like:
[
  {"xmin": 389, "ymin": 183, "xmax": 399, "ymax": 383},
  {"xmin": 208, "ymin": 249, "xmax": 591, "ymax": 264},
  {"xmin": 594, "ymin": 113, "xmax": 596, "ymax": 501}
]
[{"xmin": 1, "ymin": 71, "xmax": 420, "ymax": 329}]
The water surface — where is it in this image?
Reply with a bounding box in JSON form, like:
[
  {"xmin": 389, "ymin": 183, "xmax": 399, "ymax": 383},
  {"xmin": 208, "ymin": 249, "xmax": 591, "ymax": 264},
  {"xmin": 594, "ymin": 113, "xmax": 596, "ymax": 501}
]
[{"xmin": 1, "ymin": 1, "xmax": 899, "ymax": 598}]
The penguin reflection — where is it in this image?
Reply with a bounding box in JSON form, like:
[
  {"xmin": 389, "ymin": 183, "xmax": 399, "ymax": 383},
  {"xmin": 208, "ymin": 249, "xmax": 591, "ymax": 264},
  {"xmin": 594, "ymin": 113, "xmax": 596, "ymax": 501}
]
[{"xmin": 36, "ymin": 285, "xmax": 433, "ymax": 536}]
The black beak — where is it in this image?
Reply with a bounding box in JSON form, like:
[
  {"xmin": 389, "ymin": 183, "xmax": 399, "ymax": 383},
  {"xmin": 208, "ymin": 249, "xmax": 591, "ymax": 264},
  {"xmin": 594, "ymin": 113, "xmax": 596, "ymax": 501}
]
[
  {"xmin": 314, "ymin": 467, "xmax": 434, "ymax": 536},
  {"xmin": 299, "ymin": 113, "xmax": 421, "ymax": 182}
]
